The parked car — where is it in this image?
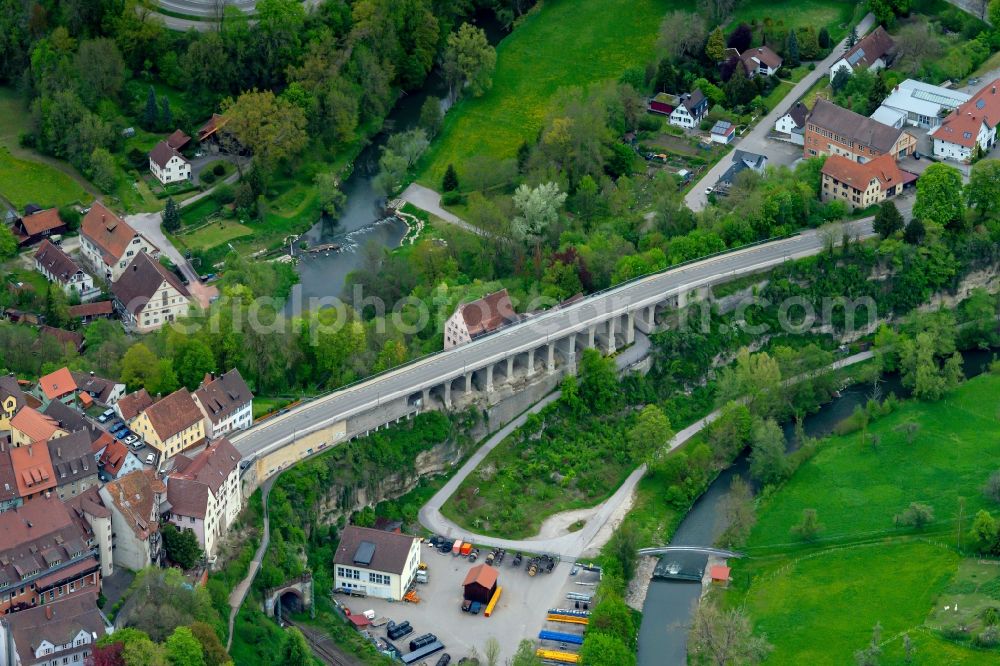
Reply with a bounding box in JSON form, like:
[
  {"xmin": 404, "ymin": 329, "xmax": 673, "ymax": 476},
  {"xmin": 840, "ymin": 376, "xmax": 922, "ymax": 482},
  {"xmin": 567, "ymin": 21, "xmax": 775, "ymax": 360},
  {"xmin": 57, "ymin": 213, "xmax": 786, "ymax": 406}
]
[
  {"xmin": 97, "ymin": 409, "xmax": 115, "ymax": 423},
  {"xmin": 145, "ymin": 453, "xmax": 156, "ymax": 465},
  {"xmin": 108, "ymin": 419, "xmax": 124, "ymax": 431},
  {"xmin": 123, "ymin": 434, "xmax": 138, "ymax": 446},
  {"xmin": 113, "ymin": 429, "xmax": 130, "ymax": 440},
  {"xmin": 461, "ymin": 600, "xmax": 471, "ymax": 612},
  {"xmin": 469, "ymin": 602, "xmax": 482, "ymax": 615}
]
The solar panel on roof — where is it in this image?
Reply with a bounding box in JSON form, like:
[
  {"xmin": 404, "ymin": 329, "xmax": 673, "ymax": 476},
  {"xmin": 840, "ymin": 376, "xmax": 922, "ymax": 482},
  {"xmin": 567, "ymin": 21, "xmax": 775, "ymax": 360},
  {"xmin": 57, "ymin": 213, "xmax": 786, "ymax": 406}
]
[
  {"xmin": 354, "ymin": 541, "xmax": 376, "ymax": 566},
  {"xmin": 847, "ymin": 48, "xmax": 865, "ymax": 65},
  {"xmin": 910, "ymin": 89, "xmax": 964, "ymax": 106}
]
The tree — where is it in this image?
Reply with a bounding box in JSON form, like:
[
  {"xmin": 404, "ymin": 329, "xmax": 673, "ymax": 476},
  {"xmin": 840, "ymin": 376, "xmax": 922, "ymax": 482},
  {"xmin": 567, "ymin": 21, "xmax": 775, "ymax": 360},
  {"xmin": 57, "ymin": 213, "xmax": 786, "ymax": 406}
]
[
  {"xmin": 165, "ymin": 626, "xmax": 204, "ymax": 666},
  {"xmin": 442, "ymin": 163, "xmax": 459, "ymax": 192},
  {"xmin": 706, "ymin": 26, "xmax": 726, "ymax": 62},
  {"xmin": 484, "ymin": 637, "xmax": 501, "ymax": 666},
  {"xmin": 894, "ymin": 502, "xmax": 935, "ymax": 528},
  {"xmin": 728, "ymin": 23, "xmax": 753, "ymax": 52},
  {"xmin": 0, "ymin": 222, "xmax": 18, "ymax": 259},
  {"xmin": 162, "ymin": 197, "xmax": 181, "ymax": 233},
  {"xmin": 903, "ymin": 217, "xmax": 925, "ymax": 245},
  {"xmin": 913, "ymin": 163, "xmax": 965, "ymax": 228},
  {"xmin": 143, "ymin": 85, "xmax": 158, "ymax": 130},
  {"xmin": 313, "ymin": 172, "xmax": 346, "ymax": 218},
  {"xmin": 280, "ymin": 628, "xmax": 311, "ymax": 666},
  {"xmin": 578, "ymin": 632, "xmax": 635, "ymax": 666},
  {"xmin": 717, "ymin": 349, "xmax": 783, "ymax": 416},
  {"xmin": 44, "ymin": 282, "xmax": 70, "ymax": 329},
  {"xmin": 724, "ymin": 64, "xmax": 756, "ymax": 106},
  {"xmin": 847, "ymin": 26, "xmax": 858, "ymax": 50},
  {"xmin": 509, "ymin": 640, "xmax": 542, "ymax": 666},
  {"xmin": 162, "ymin": 523, "xmax": 202, "ymax": 569},
  {"xmin": 690, "ymin": 601, "xmax": 773, "ymax": 665},
  {"xmin": 121, "ymin": 343, "xmax": 177, "ymax": 394},
  {"xmin": 443, "ymin": 23, "xmax": 497, "ymax": 100},
  {"xmin": 75, "ymin": 38, "xmax": 125, "ymax": 102},
  {"xmin": 786, "ymin": 30, "xmax": 801, "ymax": 67},
  {"xmin": 88, "ymin": 148, "xmax": 117, "ymax": 194},
  {"xmin": 578, "ymin": 349, "xmax": 622, "ymax": 415},
  {"xmin": 854, "ymin": 622, "xmax": 883, "ymax": 666},
  {"xmin": 984, "ymin": 470, "xmax": 1000, "ymax": 504},
  {"xmin": 188, "ymin": 622, "xmax": 228, "ymax": 666},
  {"xmin": 160, "ymin": 96, "xmax": 173, "ymax": 131},
  {"xmin": 873, "ymin": 200, "xmax": 904, "ymax": 238},
  {"xmin": 511, "ymin": 182, "xmax": 567, "ymax": 242},
  {"xmin": 628, "ymin": 405, "xmax": 674, "ymax": 457},
  {"xmin": 221, "ymin": 89, "xmax": 308, "ymax": 186},
  {"xmin": 419, "ymin": 96, "xmax": 442, "ymax": 137},
  {"xmin": 749, "ymin": 417, "xmax": 790, "ymax": 486},
  {"xmin": 819, "ymin": 27, "xmax": 831, "ymax": 49},
  {"xmin": 972, "ymin": 509, "xmax": 999, "ymax": 553},
  {"xmin": 966, "ymin": 159, "xmax": 1000, "ymax": 216},
  {"xmin": 86, "ymin": 642, "xmax": 125, "ymax": 666},
  {"xmin": 386, "ymin": 129, "xmax": 429, "ymax": 168},
  {"xmin": 718, "ymin": 476, "xmax": 757, "ymax": 548},
  {"xmin": 992, "ymin": 0, "xmax": 1000, "ymax": 26},
  {"xmin": 791, "ymin": 508, "xmax": 823, "ymax": 541}
]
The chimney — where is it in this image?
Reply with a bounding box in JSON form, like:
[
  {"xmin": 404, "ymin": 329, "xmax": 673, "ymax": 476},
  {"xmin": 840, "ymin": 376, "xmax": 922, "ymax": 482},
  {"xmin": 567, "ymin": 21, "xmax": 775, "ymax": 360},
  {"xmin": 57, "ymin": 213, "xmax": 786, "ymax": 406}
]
[
  {"xmin": 992, "ymin": 86, "xmax": 996, "ymax": 95},
  {"xmin": 90, "ymin": 371, "xmax": 95, "ymax": 377}
]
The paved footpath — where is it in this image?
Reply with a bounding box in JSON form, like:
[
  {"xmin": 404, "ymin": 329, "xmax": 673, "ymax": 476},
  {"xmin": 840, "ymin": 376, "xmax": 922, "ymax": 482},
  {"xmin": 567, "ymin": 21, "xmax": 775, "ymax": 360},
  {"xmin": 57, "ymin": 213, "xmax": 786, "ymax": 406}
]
[
  {"xmin": 419, "ymin": 348, "xmax": 875, "ymax": 559},
  {"xmin": 226, "ymin": 477, "xmax": 274, "ymax": 651},
  {"xmin": 684, "ymin": 13, "xmax": 876, "ymax": 212},
  {"xmin": 399, "ymin": 183, "xmax": 486, "ymax": 236}
]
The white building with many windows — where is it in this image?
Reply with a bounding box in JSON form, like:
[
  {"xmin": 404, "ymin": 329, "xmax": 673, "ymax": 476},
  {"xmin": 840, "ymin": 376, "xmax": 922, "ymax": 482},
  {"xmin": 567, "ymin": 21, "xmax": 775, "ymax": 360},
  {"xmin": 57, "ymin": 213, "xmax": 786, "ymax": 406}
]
[
  {"xmin": 333, "ymin": 526, "xmax": 421, "ymax": 601},
  {"xmin": 148, "ymin": 141, "xmax": 191, "ymax": 185},
  {"xmin": 79, "ymin": 202, "xmax": 158, "ymax": 282},
  {"xmin": 0, "ymin": 592, "xmax": 111, "ymax": 666},
  {"xmin": 193, "ymin": 370, "xmax": 254, "ymax": 438}
]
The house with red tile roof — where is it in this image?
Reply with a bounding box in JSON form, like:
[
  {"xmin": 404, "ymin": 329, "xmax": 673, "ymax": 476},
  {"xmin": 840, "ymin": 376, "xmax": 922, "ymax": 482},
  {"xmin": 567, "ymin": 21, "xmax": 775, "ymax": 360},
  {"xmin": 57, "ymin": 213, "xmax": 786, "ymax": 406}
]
[
  {"xmin": 115, "ymin": 389, "xmax": 153, "ymax": 424},
  {"xmin": 830, "ymin": 26, "xmax": 895, "ymax": 78},
  {"xmin": 0, "ymin": 590, "xmax": 111, "ymax": 665},
  {"xmin": 10, "ymin": 407, "xmax": 67, "ymax": 448},
  {"xmin": 111, "ymin": 252, "xmax": 192, "ymax": 333},
  {"xmin": 821, "ymin": 153, "xmax": 918, "ymax": 210},
  {"xmin": 67, "ymin": 300, "xmax": 114, "ymax": 324},
  {"xmin": 79, "ymin": 202, "xmax": 158, "ymax": 282},
  {"xmin": 11, "ymin": 208, "xmax": 66, "ymax": 246},
  {"xmin": 166, "ymin": 437, "xmax": 242, "ymax": 558},
  {"xmin": 98, "ymin": 469, "xmax": 165, "ymax": 571},
  {"xmin": 443, "ymin": 289, "xmax": 519, "ymax": 350},
  {"xmin": 9, "ymin": 442, "xmax": 56, "ymax": 502},
  {"xmin": 930, "ymin": 79, "xmax": 1000, "ymax": 162},
  {"xmin": 33, "ymin": 240, "xmax": 95, "ymax": 297},
  {"xmin": 36, "ymin": 367, "xmax": 77, "ymax": 405},
  {"xmin": 131, "ymin": 388, "xmax": 205, "ymax": 458},
  {"xmin": 98, "ymin": 439, "xmax": 143, "ymax": 480},
  {"xmin": 148, "ymin": 140, "xmax": 191, "ymax": 185}
]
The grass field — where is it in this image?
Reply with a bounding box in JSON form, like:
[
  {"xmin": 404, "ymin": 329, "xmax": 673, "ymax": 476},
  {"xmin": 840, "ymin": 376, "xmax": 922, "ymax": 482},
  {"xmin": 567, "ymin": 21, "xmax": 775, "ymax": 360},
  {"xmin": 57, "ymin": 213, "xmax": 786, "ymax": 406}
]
[
  {"xmin": 763, "ymin": 81, "xmax": 795, "ymax": 112},
  {"xmin": 417, "ymin": 0, "xmax": 672, "ymax": 187},
  {"xmin": 726, "ymin": 373, "xmax": 1000, "ymax": 662},
  {"xmin": 727, "ymin": 0, "xmax": 858, "ymax": 44},
  {"xmin": 173, "ymin": 219, "xmax": 253, "ymax": 252}
]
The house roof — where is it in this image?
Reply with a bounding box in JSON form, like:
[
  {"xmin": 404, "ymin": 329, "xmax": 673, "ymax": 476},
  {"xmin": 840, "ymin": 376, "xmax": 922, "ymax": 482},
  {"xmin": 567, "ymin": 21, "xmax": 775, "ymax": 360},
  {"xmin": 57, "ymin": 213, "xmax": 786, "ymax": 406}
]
[
  {"xmin": 9, "ymin": 442, "xmax": 56, "ymax": 497},
  {"xmin": 34, "ymin": 240, "xmax": 83, "ymax": 284},
  {"xmin": 167, "ymin": 437, "xmax": 243, "ymax": 500},
  {"xmin": 0, "ymin": 497, "xmax": 94, "ymax": 590},
  {"xmin": 841, "ymin": 26, "xmax": 894, "ymax": 71},
  {"xmin": 37, "ymin": 326, "xmax": 84, "ymax": 352},
  {"xmin": 821, "ymin": 153, "xmax": 918, "ymax": 192},
  {"xmin": 808, "ymin": 98, "xmax": 906, "ymax": 154},
  {"xmin": 99, "ymin": 439, "xmax": 133, "ymax": 477},
  {"xmin": 193, "ymin": 369, "xmax": 253, "ymax": 425},
  {"xmin": 741, "ymin": 46, "xmax": 783, "ymax": 72},
  {"xmin": 70, "ymin": 371, "xmax": 121, "ymax": 404},
  {"xmin": 166, "ymin": 477, "xmax": 209, "ymax": 519},
  {"xmin": 166, "ymin": 130, "xmax": 191, "ymax": 151},
  {"xmin": 0, "ymin": 440, "xmax": 19, "ymax": 504},
  {"xmin": 149, "ymin": 141, "xmax": 188, "ymax": 170},
  {"xmin": 68, "ymin": 301, "xmax": 114, "ymax": 319},
  {"xmin": 19, "ymin": 208, "xmax": 64, "ymax": 236},
  {"xmin": 0, "ymin": 375, "xmax": 27, "ymax": 414},
  {"xmin": 41, "ymin": 399, "xmax": 96, "ymax": 439},
  {"xmin": 118, "ymin": 389, "xmax": 153, "ymax": 422},
  {"xmin": 711, "ymin": 120, "xmax": 734, "ymax": 135},
  {"xmin": 141, "ymin": 388, "xmax": 203, "ymax": 442},
  {"xmin": 720, "ymin": 150, "xmax": 768, "ymax": 185},
  {"xmin": 38, "ymin": 367, "xmax": 77, "ymax": 401},
  {"xmin": 47, "ymin": 430, "xmax": 95, "ymax": 488},
  {"xmin": 459, "ymin": 289, "xmax": 517, "ymax": 338},
  {"xmin": 333, "ymin": 525, "xmax": 418, "ymax": 575},
  {"xmin": 197, "ymin": 113, "xmax": 228, "ymax": 141},
  {"xmin": 681, "ymin": 89, "xmax": 706, "ymax": 112},
  {"xmin": 111, "ymin": 252, "xmax": 191, "ymax": 317},
  {"xmin": 881, "ymin": 79, "xmax": 970, "ymax": 118},
  {"xmin": 81, "ymin": 202, "xmax": 147, "ymax": 267},
  {"xmin": 869, "ymin": 105, "xmax": 907, "ymax": 128},
  {"xmin": 2, "ymin": 589, "xmax": 108, "ymax": 665},
  {"xmin": 90, "ymin": 431, "xmax": 114, "ymax": 456},
  {"xmin": 651, "ymin": 92, "xmax": 680, "ymax": 108},
  {"xmin": 931, "ymin": 79, "xmax": 1000, "ymax": 148},
  {"xmin": 66, "ymin": 485, "xmax": 111, "ymax": 522},
  {"xmin": 10, "ymin": 406, "xmax": 63, "ymax": 444},
  {"xmin": 102, "ymin": 469, "xmax": 163, "ymax": 540},
  {"xmin": 462, "ymin": 563, "xmax": 499, "ymax": 589},
  {"xmin": 782, "ymin": 101, "xmax": 810, "ymax": 129},
  {"xmin": 709, "ymin": 565, "xmax": 731, "ymax": 581}
]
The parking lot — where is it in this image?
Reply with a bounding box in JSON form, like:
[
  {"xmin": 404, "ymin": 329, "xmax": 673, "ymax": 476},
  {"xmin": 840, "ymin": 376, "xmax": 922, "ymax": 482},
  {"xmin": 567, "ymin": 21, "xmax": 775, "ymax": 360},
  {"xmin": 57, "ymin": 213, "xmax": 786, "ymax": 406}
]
[{"xmin": 336, "ymin": 542, "xmax": 581, "ymax": 664}]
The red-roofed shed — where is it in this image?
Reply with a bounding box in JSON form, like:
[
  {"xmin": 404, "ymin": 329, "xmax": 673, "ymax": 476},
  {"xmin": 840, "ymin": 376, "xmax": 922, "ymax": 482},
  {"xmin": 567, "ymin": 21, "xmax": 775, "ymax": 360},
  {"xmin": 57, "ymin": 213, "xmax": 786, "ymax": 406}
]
[
  {"xmin": 463, "ymin": 563, "xmax": 499, "ymax": 603},
  {"xmin": 710, "ymin": 565, "xmax": 731, "ymax": 584}
]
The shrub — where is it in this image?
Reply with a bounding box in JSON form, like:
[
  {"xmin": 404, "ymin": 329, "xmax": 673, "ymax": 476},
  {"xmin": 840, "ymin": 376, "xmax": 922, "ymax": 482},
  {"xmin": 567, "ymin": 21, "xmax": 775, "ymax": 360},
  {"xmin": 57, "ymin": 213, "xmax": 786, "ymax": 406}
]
[
  {"xmin": 58, "ymin": 206, "xmax": 81, "ymax": 231},
  {"xmin": 214, "ymin": 184, "xmax": 236, "ymax": 205},
  {"xmin": 441, "ymin": 191, "xmax": 464, "ymax": 206},
  {"xmin": 212, "ymin": 162, "xmax": 226, "ymax": 176},
  {"xmin": 200, "ymin": 170, "xmax": 217, "ymax": 185},
  {"xmin": 893, "ymin": 502, "xmax": 935, "ymax": 529},
  {"xmin": 638, "ymin": 114, "xmax": 662, "ymax": 132}
]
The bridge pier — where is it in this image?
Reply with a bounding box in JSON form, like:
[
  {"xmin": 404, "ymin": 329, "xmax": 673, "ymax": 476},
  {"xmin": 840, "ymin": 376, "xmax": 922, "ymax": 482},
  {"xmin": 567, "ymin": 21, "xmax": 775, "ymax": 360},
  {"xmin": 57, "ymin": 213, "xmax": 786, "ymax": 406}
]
[
  {"xmin": 486, "ymin": 364, "xmax": 494, "ymax": 392},
  {"xmin": 421, "ymin": 387, "xmax": 430, "ymax": 407},
  {"xmin": 606, "ymin": 317, "xmax": 617, "ymax": 354},
  {"xmin": 586, "ymin": 326, "xmax": 596, "ymax": 349},
  {"xmin": 527, "ymin": 348, "xmax": 536, "ymax": 377},
  {"xmin": 506, "ymin": 356, "xmax": 515, "ymax": 384},
  {"xmin": 625, "ymin": 312, "xmax": 635, "ymax": 345},
  {"xmin": 635, "ymin": 305, "xmax": 656, "ymax": 334},
  {"xmin": 465, "ymin": 372, "xmax": 472, "ymax": 392},
  {"xmin": 561, "ymin": 335, "xmax": 577, "ymax": 374},
  {"xmin": 546, "ymin": 342, "xmax": 556, "ymax": 373},
  {"xmin": 443, "ymin": 382, "xmax": 452, "ymax": 408}
]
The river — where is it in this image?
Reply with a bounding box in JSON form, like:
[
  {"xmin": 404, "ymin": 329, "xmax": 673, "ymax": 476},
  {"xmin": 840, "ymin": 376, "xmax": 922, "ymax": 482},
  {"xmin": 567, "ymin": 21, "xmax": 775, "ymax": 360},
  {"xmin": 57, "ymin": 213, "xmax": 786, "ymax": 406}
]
[
  {"xmin": 636, "ymin": 347, "xmax": 999, "ymax": 665},
  {"xmin": 287, "ymin": 12, "xmax": 506, "ymax": 313}
]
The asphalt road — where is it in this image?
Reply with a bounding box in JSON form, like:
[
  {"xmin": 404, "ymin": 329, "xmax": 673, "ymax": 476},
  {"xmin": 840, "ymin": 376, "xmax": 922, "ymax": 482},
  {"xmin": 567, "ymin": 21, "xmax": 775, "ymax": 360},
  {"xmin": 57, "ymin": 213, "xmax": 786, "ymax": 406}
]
[
  {"xmin": 231, "ymin": 215, "xmax": 883, "ymax": 461},
  {"xmin": 684, "ymin": 13, "xmax": 877, "ymax": 211}
]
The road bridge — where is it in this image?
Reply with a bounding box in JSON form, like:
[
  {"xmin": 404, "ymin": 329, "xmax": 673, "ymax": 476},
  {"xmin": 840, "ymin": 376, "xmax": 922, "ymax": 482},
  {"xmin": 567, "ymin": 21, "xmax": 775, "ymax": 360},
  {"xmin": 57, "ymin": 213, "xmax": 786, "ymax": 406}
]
[{"xmin": 231, "ymin": 219, "xmax": 875, "ymax": 488}]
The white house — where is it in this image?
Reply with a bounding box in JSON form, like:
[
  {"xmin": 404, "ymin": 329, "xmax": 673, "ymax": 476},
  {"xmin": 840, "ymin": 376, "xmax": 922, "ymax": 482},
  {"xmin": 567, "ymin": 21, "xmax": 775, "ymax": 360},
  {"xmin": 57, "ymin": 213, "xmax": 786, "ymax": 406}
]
[
  {"xmin": 80, "ymin": 202, "xmax": 158, "ymax": 282},
  {"xmin": 774, "ymin": 102, "xmax": 809, "ymax": 145},
  {"xmin": 148, "ymin": 141, "xmax": 191, "ymax": 185},
  {"xmin": 710, "ymin": 120, "xmax": 736, "ymax": 144},
  {"xmin": 740, "ymin": 46, "xmax": 783, "ymax": 78},
  {"xmin": 193, "ymin": 370, "xmax": 254, "ymax": 438},
  {"xmin": 830, "ymin": 26, "xmax": 894, "ymax": 79},
  {"xmin": 0, "ymin": 593, "xmax": 111, "ymax": 666},
  {"xmin": 99, "ymin": 469, "xmax": 164, "ymax": 571},
  {"xmin": 166, "ymin": 438, "xmax": 242, "ymax": 560},
  {"xmin": 33, "ymin": 240, "xmax": 95, "ymax": 298},
  {"xmin": 333, "ymin": 526, "xmax": 421, "ymax": 601},
  {"xmin": 668, "ymin": 90, "xmax": 709, "ymax": 129},
  {"xmin": 930, "ymin": 80, "xmax": 1000, "ymax": 162},
  {"xmin": 444, "ymin": 289, "xmax": 518, "ymax": 350},
  {"xmin": 110, "ymin": 252, "xmax": 192, "ymax": 333},
  {"xmin": 875, "ymin": 79, "xmax": 970, "ymax": 130}
]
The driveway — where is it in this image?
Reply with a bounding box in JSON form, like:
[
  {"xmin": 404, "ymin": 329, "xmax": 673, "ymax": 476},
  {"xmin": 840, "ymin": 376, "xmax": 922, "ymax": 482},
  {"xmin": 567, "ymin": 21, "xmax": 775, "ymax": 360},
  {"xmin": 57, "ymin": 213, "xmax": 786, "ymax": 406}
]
[
  {"xmin": 399, "ymin": 183, "xmax": 485, "ymax": 236},
  {"xmin": 685, "ymin": 12, "xmax": 877, "ymax": 211},
  {"xmin": 126, "ymin": 211, "xmax": 219, "ymax": 308}
]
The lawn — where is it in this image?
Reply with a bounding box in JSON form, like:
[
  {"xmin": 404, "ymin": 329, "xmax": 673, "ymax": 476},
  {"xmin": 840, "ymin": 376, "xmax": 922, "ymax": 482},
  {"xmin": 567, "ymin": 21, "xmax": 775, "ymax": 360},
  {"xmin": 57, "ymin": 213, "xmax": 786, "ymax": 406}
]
[
  {"xmin": 726, "ymin": 0, "xmax": 858, "ymax": 44},
  {"xmin": 417, "ymin": 0, "xmax": 673, "ymax": 188},
  {"xmin": 763, "ymin": 80, "xmax": 795, "ymax": 113},
  {"xmin": 0, "ymin": 146, "xmax": 90, "ymax": 210},
  {"xmin": 173, "ymin": 218, "xmax": 253, "ymax": 253},
  {"xmin": 726, "ymin": 373, "xmax": 1000, "ymax": 662}
]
